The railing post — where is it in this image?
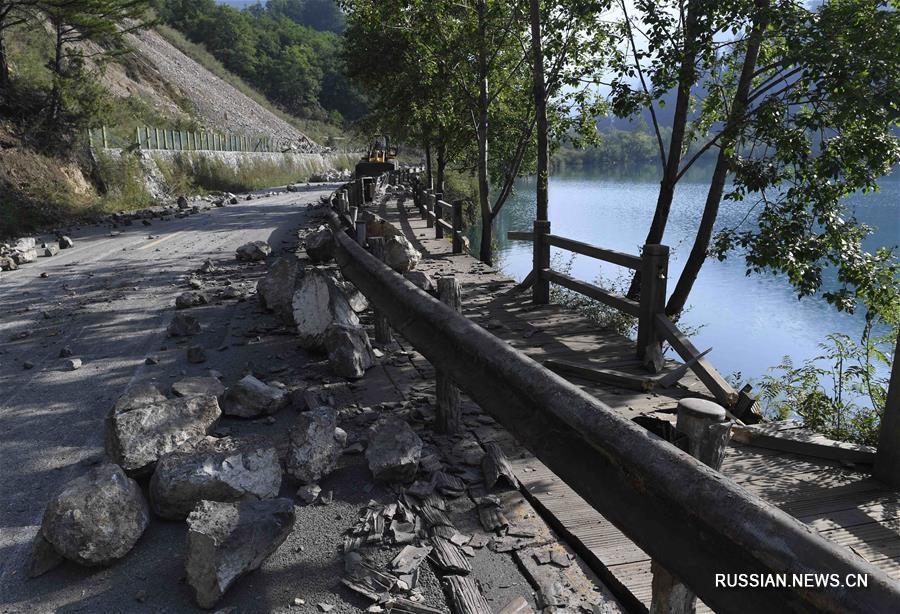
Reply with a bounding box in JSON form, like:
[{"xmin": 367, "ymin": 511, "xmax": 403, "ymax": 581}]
[
  {"xmin": 101, "ymin": 126, "xmax": 108, "ymax": 149},
  {"xmin": 369, "ymin": 237, "xmax": 393, "ymax": 345},
  {"xmin": 435, "ymin": 193, "xmax": 444, "ymax": 239},
  {"xmin": 426, "ymin": 191, "xmax": 435, "ymax": 228},
  {"xmin": 532, "ymin": 220, "xmax": 551, "ymax": 304},
  {"xmin": 875, "ymin": 334, "xmax": 900, "ymax": 487},
  {"xmin": 437, "ymin": 277, "xmax": 462, "ymax": 433},
  {"xmin": 355, "ymin": 218, "xmax": 367, "ymax": 245},
  {"xmin": 651, "ymin": 398, "xmax": 731, "ymax": 614},
  {"xmin": 452, "ymin": 201, "xmax": 464, "ymax": 254},
  {"xmin": 637, "ymin": 244, "xmax": 669, "ymax": 373}
]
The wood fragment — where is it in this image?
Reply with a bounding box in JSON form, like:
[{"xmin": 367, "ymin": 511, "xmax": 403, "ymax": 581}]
[
  {"xmin": 443, "ymin": 576, "xmax": 492, "ymax": 614},
  {"xmin": 481, "ymin": 443, "xmax": 518, "ymax": 490},
  {"xmin": 429, "ymin": 536, "xmax": 472, "ymax": 575},
  {"xmin": 390, "ymin": 545, "xmax": 432, "ymax": 575},
  {"xmin": 498, "ymin": 596, "xmax": 535, "ymax": 614}
]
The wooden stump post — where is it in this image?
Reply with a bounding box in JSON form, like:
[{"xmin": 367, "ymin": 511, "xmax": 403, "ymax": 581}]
[
  {"xmin": 426, "ymin": 191, "xmax": 435, "ymax": 228},
  {"xmin": 533, "ymin": 220, "xmax": 551, "ymax": 304},
  {"xmin": 651, "ymin": 398, "xmax": 731, "ymax": 614},
  {"xmin": 437, "ymin": 277, "xmax": 462, "ymax": 433},
  {"xmin": 369, "ymin": 238, "xmax": 393, "ymax": 345},
  {"xmin": 875, "ymin": 333, "xmax": 900, "ymax": 487},
  {"xmin": 452, "ymin": 201, "xmax": 464, "ymax": 254},
  {"xmin": 355, "ymin": 219, "xmax": 367, "ymax": 246},
  {"xmin": 435, "ymin": 193, "xmax": 445, "ymax": 239},
  {"xmin": 637, "ymin": 244, "xmax": 669, "ymax": 374}
]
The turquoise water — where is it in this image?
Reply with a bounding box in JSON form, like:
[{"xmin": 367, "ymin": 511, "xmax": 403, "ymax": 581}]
[{"xmin": 474, "ymin": 173, "xmax": 899, "ymax": 384}]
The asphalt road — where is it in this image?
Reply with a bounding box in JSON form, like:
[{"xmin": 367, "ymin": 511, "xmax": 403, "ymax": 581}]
[{"xmin": 0, "ymin": 186, "xmax": 360, "ymax": 613}]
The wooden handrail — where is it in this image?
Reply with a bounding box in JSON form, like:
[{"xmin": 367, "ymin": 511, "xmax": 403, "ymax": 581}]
[
  {"xmin": 548, "ymin": 235, "xmax": 643, "ymax": 270},
  {"xmin": 325, "ymin": 205, "xmax": 900, "ymax": 613},
  {"xmin": 542, "ymin": 270, "xmax": 640, "ymax": 317}
]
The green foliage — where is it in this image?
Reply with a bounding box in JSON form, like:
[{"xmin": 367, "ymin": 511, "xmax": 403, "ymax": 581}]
[
  {"xmin": 95, "ymin": 149, "xmax": 155, "ymax": 209},
  {"xmin": 758, "ymin": 331, "xmax": 895, "ymax": 446},
  {"xmin": 548, "ymin": 254, "xmax": 637, "ymax": 339},
  {"xmin": 154, "ymin": 0, "xmax": 364, "ymax": 121}
]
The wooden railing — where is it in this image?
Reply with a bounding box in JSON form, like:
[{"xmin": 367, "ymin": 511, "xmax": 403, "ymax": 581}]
[
  {"xmin": 508, "ymin": 228, "xmax": 740, "ymax": 409},
  {"xmin": 408, "ymin": 178, "xmax": 465, "ymax": 255},
  {"xmin": 323, "ymin": 178, "xmax": 900, "ymax": 612}
]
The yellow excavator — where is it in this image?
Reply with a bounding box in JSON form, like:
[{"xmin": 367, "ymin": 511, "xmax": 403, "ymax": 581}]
[{"xmin": 355, "ymin": 134, "xmax": 399, "ymax": 178}]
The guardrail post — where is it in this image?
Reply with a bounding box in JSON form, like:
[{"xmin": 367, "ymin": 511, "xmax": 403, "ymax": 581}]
[
  {"xmin": 435, "ymin": 193, "xmax": 444, "ymax": 239},
  {"xmin": 426, "ymin": 191, "xmax": 434, "ymax": 228},
  {"xmin": 637, "ymin": 244, "xmax": 669, "ymax": 373},
  {"xmin": 651, "ymin": 398, "xmax": 731, "ymax": 614},
  {"xmin": 452, "ymin": 201, "xmax": 464, "ymax": 254},
  {"xmin": 875, "ymin": 334, "xmax": 900, "ymax": 487},
  {"xmin": 355, "ymin": 218, "xmax": 367, "ymax": 245},
  {"xmin": 369, "ymin": 237, "xmax": 393, "ymax": 345},
  {"xmin": 533, "ymin": 220, "xmax": 551, "ymax": 304},
  {"xmin": 437, "ymin": 277, "xmax": 462, "ymax": 433},
  {"xmin": 101, "ymin": 126, "xmax": 108, "ymax": 148}
]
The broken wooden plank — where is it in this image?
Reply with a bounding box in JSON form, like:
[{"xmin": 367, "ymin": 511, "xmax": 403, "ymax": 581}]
[
  {"xmin": 731, "ymin": 424, "xmax": 876, "ymax": 464},
  {"xmin": 656, "ymin": 348, "xmax": 712, "ymax": 388},
  {"xmin": 443, "ymin": 576, "xmax": 492, "ymax": 614},
  {"xmin": 544, "ymin": 359, "xmax": 654, "ymax": 392},
  {"xmin": 430, "ymin": 536, "xmax": 472, "ymax": 574},
  {"xmin": 482, "ymin": 442, "xmax": 519, "ymax": 490},
  {"xmin": 498, "ymin": 596, "xmax": 535, "ymax": 614}
]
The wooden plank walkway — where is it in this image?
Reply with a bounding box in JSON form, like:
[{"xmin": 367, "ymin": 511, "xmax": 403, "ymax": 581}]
[{"xmin": 380, "ymin": 192, "xmax": 900, "ymax": 610}]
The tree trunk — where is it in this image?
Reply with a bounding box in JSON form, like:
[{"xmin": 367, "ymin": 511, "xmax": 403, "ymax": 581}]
[
  {"xmin": 49, "ymin": 21, "xmax": 64, "ymax": 122},
  {"xmin": 436, "ymin": 142, "xmax": 446, "ymax": 195},
  {"xmin": 0, "ymin": 29, "xmax": 9, "ymax": 93},
  {"xmin": 530, "ymin": 0, "xmax": 549, "ymax": 223},
  {"xmin": 424, "ymin": 142, "xmax": 433, "ymax": 189},
  {"xmin": 627, "ymin": 3, "xmax": 700, "ymax": 299},
  {"xmin": 666, "ymin": 1, "xmax": 769, "ymax": 317},
  {"xmin": 476, "ymin": 0, "xmax": 492, "ymax": 265}
]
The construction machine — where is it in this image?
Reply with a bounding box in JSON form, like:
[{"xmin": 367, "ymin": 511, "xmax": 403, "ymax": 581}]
[{"xmin": 355, "ymin": 134, "xmax": 399, "ymax": 177}]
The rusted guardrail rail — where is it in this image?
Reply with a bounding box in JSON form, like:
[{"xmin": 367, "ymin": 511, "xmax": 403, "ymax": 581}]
[{"xmin": 323, "ymin": 176, "xmax": 900, "ymax": 613}]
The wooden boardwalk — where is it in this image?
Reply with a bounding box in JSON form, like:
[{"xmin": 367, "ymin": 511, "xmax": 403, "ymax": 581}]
[{"xmin": 381, "ymin": 193, "xmax": 900, "ymax": 610}]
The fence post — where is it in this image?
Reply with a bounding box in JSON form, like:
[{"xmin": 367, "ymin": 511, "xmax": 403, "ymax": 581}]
[
  {"xmin": 435, "ymin": 193, "xmax": 444, "ymax": 239},
  {"xmin": 101, "ymin": 126, "xmax": 108, "ymax": 149},
  {"xmin": 651, "ymin": 398, "xmax": 731, "ymax": 614},
  {"xmin": 436, "ymin": 277, "xmax": 462, "ymax": 433},
  {"xmin": 355, "ymin": 218, "xmax": 367, "ymax": 245},
  {"xmin": 875, "ymin": 334, "xmax": 900, "ymax": 487},
  {"xmin": 452, "ymin": 201, "xmax": 464, "ymax": 254},
  {"xmin": 533, "ymin": 220, "xmax": 551, "ymax": 304},
  {"xmin": 637, "ymin": 244, "xmax": 669, "ymax": 373},
  {"xmin": 426, "ymin": 191, "xmax": 434, "ymax": 228},
  {"xmin": 369, "ymin": 237, "xmax": 393, "ymax": 345}
]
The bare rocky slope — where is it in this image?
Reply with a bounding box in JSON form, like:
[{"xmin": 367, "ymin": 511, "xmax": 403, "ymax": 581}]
[{"xmin": 101, "ymin": 28, "xmax": 318, "ymax": 149}]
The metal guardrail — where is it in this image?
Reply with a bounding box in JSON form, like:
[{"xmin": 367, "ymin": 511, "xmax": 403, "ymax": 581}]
[{"xmin": 323, "ymin": 182, "xmax": 900, "ymax": 613}]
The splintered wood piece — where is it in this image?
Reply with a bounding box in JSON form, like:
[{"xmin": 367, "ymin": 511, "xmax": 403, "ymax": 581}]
[
  {"xmin": 390, "ymin": 545, "xmax": 432, "ymax": 575},
  {"xmin": 482, "ymin": 443, "xmax": 519, "ymax": 490},
  {"xmin": 444, "ymin": 575, "xmax": 492, "ymax": 614},
  {"xmin": 429, "ymin": 536, "xmax": 472, "ymax": 575},
  {"xmin": 389, "ymin": 597, "xmax": 445, "ymax": 614},
  {"xmin": 419, "ymin": 502, "xmax": 453, "ymax": 529},
  {"xmin": 478, "ymin": 503, "xmax": 509, "ymax": 533},
  {"xmin": 498, "ymin": 596, "xmax": 536, "ymax": 614},
  {"xmin": 543, "ymin": 358, "xmax": 655, "ymax": 391}
]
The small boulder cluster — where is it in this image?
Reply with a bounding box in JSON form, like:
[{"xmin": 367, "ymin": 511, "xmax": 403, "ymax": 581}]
[{"xmin": 1, "ymin": 236, "xmax": 74, "ymax": 275}]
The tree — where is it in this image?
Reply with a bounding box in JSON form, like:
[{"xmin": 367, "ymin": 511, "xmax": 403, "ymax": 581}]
[
  {"xmin": 609, "ymin": 0, "xmax": 899, "ymax": 327},
  {"xmin": 40, "ymin": 0, "xmax": 150, "ymax": 123},
  {"xmin": 0, "ymin": 0, "xmax": 41, "ymax": 91}
]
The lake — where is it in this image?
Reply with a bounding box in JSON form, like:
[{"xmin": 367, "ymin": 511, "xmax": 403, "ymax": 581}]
[{"xmin": 469, "ymin": 172, "xmax": 899, "ymax": 386}]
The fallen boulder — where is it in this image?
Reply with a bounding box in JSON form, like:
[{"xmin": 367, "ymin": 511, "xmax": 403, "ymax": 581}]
[
  {"xmin": 365, "ymin": 419, "xmax": 423, "ymax": 483},
  {"xmin": 32, "ymin": 463, "xmax": 149, "ymax": 573},
  {"xmin": 236, "ymin": 241, "xmax": 271, "ymax": 262},
  {"xmin": 334, "ymin": 278, "xmax": 368, "ymax": 313},
  {"xmin": 172, "ymin": 377, "xmax": 226, "ymax": 399},
  {"xmin": 106, "ymin": 389, "xmax": 221, "ymax": 475},
  {"xmin": 43, "ymin": 244, "xmax": 60, "ymax": 257},
  {"xmin": 168, "ymin": 313, "xmax": 202, "ymax": 337},
  {"xmin": 324, "ymin": 324, "xmax": 375, "ymax": 380},
  {"xmin": 150, "ymin": 437, "xmax": 282, "ymax": 520},
  {"xmin": 305, "ymin": 228, "xmax": 334, "ymax": 263},
  {"xmin": 257, "ymin": 255, "xmax": 300, "ymax": 321},
  {"xmin": 176, "ymin": 291, "xmax": 208, "ymax": 309},
  {"xmin": 186, "ymin": 499, "xmax": 295, "ymax": 609},
  {"xmin": 384, "ymin": 235, "xmax": 421, "ymax": 273},
  {"xmin": 403, "ymin": 271, "xmax": 436, "ymax": 295},
  {"xmin": 221, "ymin": 375, "xmax": 288, "ymax": 418},
  {"xmin": 58, "ymin": 236, "xmax": 74, "ymax": 249},
  {"xmin": 177, "ymin": 195, "xmax": 190, "ymax": 209},
  {"xmin": 286, "ymin": 408, "xmax": 346, "ymax": 483},
  {"xmin": 291, "ymin": 267, "xmax": 359, "ymax": 349}
]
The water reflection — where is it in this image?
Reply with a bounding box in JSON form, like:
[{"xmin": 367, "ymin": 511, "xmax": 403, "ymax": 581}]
[{"xmin": 468, "ymin": 171, "xmax": 898, "ymax": 384}]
